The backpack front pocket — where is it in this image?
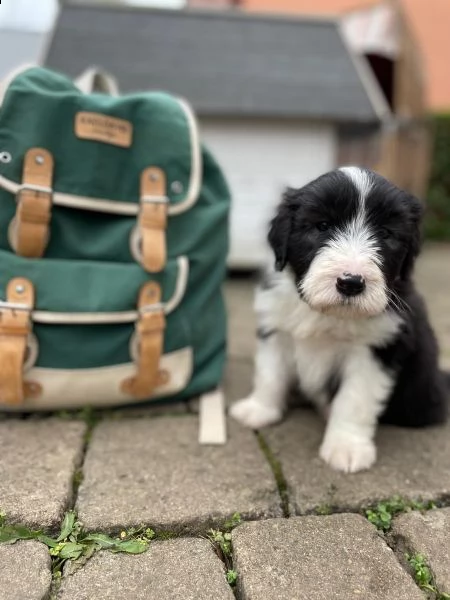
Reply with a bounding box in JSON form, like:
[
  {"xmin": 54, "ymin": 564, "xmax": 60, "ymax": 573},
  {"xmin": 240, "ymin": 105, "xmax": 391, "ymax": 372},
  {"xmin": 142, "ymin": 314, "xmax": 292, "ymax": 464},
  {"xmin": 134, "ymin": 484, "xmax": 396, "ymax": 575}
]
[{"xmin": 0, "ymin": 252, "xmax": 193, "ymax": 410}]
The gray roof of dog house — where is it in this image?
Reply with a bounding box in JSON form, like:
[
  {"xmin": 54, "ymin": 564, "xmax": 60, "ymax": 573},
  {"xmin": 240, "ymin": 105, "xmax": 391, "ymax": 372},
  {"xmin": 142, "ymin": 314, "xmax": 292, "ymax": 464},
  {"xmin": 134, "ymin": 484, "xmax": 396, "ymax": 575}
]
[{"xmin": 44, "ymin": 2, "xmax": 388, "ymax": 123}]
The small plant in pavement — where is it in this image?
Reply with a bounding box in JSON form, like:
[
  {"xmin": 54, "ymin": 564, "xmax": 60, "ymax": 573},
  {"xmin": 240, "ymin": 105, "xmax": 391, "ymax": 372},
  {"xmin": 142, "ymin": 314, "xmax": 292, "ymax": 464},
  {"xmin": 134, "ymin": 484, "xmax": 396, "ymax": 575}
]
[
  {"xmin": 406, "ymin": 553, "xmax": 450, "ymax": 599},
  {"xmin": 365, "ymin": 496, "xmax": 436, "ymax": 532},
  {"xmin": 0, "ymin": 510, "xmax": 153, "ymax": 579},
  {"xmin": 207, "ymin": 512, "xmax": 241, "ymax": 586}
]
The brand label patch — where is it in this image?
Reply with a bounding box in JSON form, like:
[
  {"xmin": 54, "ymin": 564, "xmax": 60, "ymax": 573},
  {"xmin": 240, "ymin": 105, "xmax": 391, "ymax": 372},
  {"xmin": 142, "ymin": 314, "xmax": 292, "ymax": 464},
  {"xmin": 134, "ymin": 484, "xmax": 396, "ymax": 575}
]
[{"xmin": 75, "ymin": 112, "xmax": 133, "ymax": 148}]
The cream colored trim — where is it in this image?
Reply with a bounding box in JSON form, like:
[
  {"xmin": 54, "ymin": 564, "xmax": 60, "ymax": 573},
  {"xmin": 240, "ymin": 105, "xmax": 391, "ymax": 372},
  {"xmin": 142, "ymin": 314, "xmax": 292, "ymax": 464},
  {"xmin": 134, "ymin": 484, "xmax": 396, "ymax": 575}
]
[
  {"xmin": 31, "ymin": 256, "xmax": 189, "ymax": 325},
  {"xmin": 74, "ymin": 67, "xmax": 119, "ymax": 96},
  {"xmin": 0, "ymin": 95, "xmax": 202, "ymax": 216},
  {"xmin": 24, "ymin": 333, "xmax": 39, "ymax": 372},
  {"xmin": 32, "ymin": 310, "xmax": 137, "ymax": 325},
  {"xmin": 199, "ymin": 388, "xmax": 227, "ymax": 445},
  {"xmin": 1, "ymin": 347, "xmax": 193, "ymax": 411},
  {"xmin": 169, "ymin": 96, "xmax": 202, "ymax": 215},
  {"xmin": 0, "ymin": 175, "xmax": 200, "ymax": 217},
  {"xmin": 0, "ymin": 176, "xmax": 137, "ymax": 215}
]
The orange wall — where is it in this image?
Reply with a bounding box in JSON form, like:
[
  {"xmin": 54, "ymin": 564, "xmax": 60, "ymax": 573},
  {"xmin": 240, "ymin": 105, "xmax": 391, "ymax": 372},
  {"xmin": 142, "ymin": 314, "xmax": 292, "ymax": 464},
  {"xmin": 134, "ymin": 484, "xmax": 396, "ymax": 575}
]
[
  {"xmin": 400, "ymin": 0, "xmax": 450, "ymax": 111},
  {"xmin": 242, "ymin": 0, "xmax": 450, "ymax": 110},
  {"xmin": 243, "ymin": 0, "xmax": 379, "ymax": 15}
]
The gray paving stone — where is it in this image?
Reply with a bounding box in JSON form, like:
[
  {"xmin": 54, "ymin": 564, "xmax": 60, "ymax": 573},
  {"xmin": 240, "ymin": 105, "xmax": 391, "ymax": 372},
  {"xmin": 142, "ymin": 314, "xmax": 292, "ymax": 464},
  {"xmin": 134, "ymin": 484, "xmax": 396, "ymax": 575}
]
[
  {"xmin": 225, "ymin": 277, "xmax": 257, "ymax": 360},
  {"xmin": 58, "ymin": 538, "xmax": 234, "ymax": 600},
  {"xmin": 106, "ymin": 399, "xmax": 192, "ymax": 419},
  {"xmin": 188, "ymin": 358, "xmax": 253, "ymax": 415},
  {"xmin": 415, "ymin": 243, "xmax": 450, "ymax": 369},
  {"xmin": 392, "ymin": 507, "xmax": 450, "ymax": 593},
  {"xmin": 77, "ymin": 416, "xmax": 280, "ymax": 530},
  {"xmin": 0, "ymin": 541, "xmax": 51, "ymax": 600},
  {"xmin": 262, "ymin": 409, "xmax": 450, "ymax": 514},
  {"xmin": 223, "ymin": 358, "xmax": 253, "ymax": 406},
  {"xmin": 0, "ymin": 419, "xmax": 86, "ymax": 527},
  {"xmin": 232, "ymin": 514, "xmax": 424, "ymax": 600}
]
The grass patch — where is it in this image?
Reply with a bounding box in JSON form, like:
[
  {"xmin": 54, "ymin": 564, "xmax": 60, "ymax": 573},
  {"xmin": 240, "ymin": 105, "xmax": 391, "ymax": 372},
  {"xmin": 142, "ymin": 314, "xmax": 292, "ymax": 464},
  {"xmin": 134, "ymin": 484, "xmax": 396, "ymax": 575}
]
[
  {"xmin": 56, "ymin": 406, "xmax": 102, "ymax": 428},
  {"xmin": 314, "ymin": 504, "xmax": 332, "ymax": 516},
  {"xmin": 72, "ymin": 469, "xmax": 84, "ymax": 496},
  {"xmin": 207, "ymin": 512, "xmax": 241, "ymax": 564},
  {"xmin": 365, "ymin": 496, "xmax": 436, "ymax": 532},
  {"xmin": 256, "ymin": 432, "xmax": 289, "ymax": 517},
  {"xmin": 153, "ymin": 530, "xmax": 179, "ymax": 541},
  {"xmin": 424, "ymin": 113, "xmax": 450, "ymax": 241},
  {"xmin": 407, "ymin": 553, "xmax": 450, "ymax": 599},
  {"xmin": 0, "ymin": 510, "xmax": 154, "ymax": 593},
  {"xmin": 206, "ymin": 512, "xmax": 241, "ymax": 589}
]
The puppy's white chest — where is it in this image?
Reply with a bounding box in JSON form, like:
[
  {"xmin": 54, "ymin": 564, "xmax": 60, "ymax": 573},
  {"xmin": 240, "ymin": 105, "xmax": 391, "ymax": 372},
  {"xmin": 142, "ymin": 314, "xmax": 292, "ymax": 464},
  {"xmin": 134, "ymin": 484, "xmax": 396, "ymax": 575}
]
[{"xmin": 294, "ymin": 339, "xmax": 344, "ymax": 403}]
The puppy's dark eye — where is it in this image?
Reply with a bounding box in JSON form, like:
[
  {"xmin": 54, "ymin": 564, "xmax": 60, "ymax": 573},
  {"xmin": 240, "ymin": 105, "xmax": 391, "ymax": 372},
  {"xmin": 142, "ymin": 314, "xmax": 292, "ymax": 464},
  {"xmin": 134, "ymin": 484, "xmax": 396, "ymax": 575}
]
[
  {"xmin": 316, "ymin": 222, "xmax": 330, "ymax": 232},
  {"xmin": 380, "ymin": 227, "xmax": 391, "ymax": 239}
]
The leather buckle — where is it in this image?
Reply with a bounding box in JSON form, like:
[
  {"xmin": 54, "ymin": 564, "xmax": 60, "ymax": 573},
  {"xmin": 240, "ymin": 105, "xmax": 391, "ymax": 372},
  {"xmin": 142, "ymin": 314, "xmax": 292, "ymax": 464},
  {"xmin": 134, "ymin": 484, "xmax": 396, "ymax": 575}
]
[
  {"xmin": 121, "ymin": 282, "xmax": 166, "ymax": 399},
  {"xmin": 11, "ymin": 148, "xmax": 54, "ymax": 258},
  {"xmin": 0, "ymin": 278, "xmax": 36, "ymax": 405}
]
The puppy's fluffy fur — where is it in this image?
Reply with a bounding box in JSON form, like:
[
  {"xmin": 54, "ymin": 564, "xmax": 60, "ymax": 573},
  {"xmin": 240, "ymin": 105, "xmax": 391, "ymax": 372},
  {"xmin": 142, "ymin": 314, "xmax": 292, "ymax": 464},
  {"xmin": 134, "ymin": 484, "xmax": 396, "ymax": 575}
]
[{"xmin": 230, "ymin": 167, "xmax": 448, "ymax": 473}]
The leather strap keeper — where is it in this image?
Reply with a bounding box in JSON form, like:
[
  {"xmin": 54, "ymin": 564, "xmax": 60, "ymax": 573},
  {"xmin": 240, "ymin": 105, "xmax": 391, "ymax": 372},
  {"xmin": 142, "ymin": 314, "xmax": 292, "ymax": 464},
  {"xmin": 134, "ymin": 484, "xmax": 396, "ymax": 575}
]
[
  {"xmin": 13, "ymin": 148, "xmax": 54, "ymax": 258},
  {"xmin": 121, "ymin": 281, "xmax": 166, "ymax": 399},
  {"xmin": 0, "ymin": 278, "xmax": 35, "ymax": 405},
  {"xmin": 138, "ymin": 167, "xmax": 167, "ymax": 273}
]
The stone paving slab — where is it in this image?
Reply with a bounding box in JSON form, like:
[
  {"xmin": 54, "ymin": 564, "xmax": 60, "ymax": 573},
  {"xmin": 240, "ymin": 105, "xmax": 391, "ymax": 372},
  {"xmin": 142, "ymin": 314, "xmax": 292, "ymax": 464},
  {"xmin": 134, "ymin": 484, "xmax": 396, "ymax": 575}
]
[
  {"xmin": 223, "ymin": 358, "xmax": 253, "ymax": 406},
  {"xmin": 0, "ymin": 541, "xmax": 51, "ymax": 600},
  {"xmin": 392, "ymin": 507, "xmax": 450, "ymax": 593},
  {"xmin": 225, "ymin": 276, "xmax": 257, "ymax": 361},
  {"xmin": 0, "ymin": 419, "xmax": 86, "ymax": 527},
  {"xmin": 58, "ymin": 538, "xmax": 234, "ymax": 600},
  {"xmin": 232, "ymin": 514, "xmax": 424, "ymax": 600},
  {"xmin": 77, "ymin": 416, "xmax": 281, "ymax": 531},
  {"xmin": 262, "ymin": 409, "xmax": 450, "ymax": 514},
  {"xmin": 415, "ymin": 244, "xmax": 450, "ymax": 369}
]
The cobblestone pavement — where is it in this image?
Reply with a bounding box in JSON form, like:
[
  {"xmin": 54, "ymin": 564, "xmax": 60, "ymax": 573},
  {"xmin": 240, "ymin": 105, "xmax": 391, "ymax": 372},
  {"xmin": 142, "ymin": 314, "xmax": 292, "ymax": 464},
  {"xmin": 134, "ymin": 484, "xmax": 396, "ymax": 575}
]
[{"xmin": 0, "ymin": 244, "xmax": 449, "ymax": 599}]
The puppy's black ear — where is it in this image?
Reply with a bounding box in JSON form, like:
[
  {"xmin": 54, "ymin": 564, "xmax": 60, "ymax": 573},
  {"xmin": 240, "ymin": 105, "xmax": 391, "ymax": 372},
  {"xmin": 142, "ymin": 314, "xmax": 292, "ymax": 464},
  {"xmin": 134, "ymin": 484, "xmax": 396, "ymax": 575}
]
[
  {"xmin": 268, "ymin": 187, "xmax": 297, "ymax": 271},
  {"xmin": 400, "ymin": 193, "xmax": 424, "ymax": 280}
]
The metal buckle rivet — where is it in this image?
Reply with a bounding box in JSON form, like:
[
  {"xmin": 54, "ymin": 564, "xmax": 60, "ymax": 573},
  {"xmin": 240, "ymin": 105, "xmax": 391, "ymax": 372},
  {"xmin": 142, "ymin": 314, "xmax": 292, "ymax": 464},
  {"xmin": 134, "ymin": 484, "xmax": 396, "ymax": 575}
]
[
  {"xmin": 171, "ymin": 181, "xmax": 183, "ymax": 194},
  {"xmin": 35, "ymin": 155, "xmax": 45, "ymax": 165},
  {"xmin": 0, "ymin": 151, "xmax": 11, "ymax": 164},
  {"xmin": 15, "ymin": 285, "xmax": 25, "ymax": 294}
]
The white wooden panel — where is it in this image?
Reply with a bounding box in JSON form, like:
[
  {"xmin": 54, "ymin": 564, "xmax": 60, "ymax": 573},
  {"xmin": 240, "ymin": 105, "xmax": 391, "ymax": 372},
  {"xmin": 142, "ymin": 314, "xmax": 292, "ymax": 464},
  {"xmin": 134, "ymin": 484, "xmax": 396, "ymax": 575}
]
[{"xmin": 200, "ymin": 118, "xmax": 337, "ymax": 269}]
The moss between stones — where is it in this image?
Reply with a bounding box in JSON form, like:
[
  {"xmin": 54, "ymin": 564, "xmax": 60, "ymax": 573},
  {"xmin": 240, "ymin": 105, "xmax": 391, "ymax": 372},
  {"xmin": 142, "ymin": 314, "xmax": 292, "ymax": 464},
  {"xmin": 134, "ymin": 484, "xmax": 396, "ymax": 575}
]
[{"xmin": 255, "ymin": 432, "xmax": 289, "ymax": 517}]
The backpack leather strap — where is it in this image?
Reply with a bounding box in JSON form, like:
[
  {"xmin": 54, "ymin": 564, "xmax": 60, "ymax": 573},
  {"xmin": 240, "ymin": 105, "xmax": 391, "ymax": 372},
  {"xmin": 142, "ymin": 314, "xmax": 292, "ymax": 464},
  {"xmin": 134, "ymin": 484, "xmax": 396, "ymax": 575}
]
[
  {"xmin": 0, "ymin": 278, "xmax": 34, "ymax": 405},
  {"xmin": 138, "ymin": 167, "xmax": 167, "ymax": 273},
  {"xmin": 121, "ymin": 281, "xmax": 166, "ymax": 399},
  {"xmin": 13, "ymin": 148, "xmax": 53, "ymax": 257}
]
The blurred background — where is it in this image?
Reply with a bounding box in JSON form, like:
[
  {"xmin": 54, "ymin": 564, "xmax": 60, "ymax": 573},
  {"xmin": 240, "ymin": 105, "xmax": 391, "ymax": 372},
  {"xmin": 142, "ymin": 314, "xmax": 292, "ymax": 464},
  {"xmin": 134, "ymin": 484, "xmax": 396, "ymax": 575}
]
[{"xmin": 0, "ymin": 0, "xmax": 449, "ymax": 270}]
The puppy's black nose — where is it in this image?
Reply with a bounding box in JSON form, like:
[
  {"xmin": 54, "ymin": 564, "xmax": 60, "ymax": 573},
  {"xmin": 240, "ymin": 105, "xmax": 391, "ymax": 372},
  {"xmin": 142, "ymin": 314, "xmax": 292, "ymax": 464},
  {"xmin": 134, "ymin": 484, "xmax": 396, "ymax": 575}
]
[{"xmin": 336, "ymin": 274, "xmax": 366, "ymax": 297}]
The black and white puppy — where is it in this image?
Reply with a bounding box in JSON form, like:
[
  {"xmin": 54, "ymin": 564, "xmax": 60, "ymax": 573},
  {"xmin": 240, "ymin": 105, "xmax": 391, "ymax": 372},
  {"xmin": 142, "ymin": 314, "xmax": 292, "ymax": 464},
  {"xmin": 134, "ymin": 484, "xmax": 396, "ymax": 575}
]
[{"xmin": 230, "ymin": 167, "xmax": 448, "ymax": 473}]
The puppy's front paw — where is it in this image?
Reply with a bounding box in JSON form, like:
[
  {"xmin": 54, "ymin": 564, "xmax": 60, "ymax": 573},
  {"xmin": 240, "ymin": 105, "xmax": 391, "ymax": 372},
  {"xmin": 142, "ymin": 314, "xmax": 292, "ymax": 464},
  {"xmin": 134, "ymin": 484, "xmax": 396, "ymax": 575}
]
[
  {"xmin": 229, "ymin": 396, "xmax": 283, "ymax": 429},
  {"xmin": 319, "ymin": 432, "xmax": 376, "ymax": 473}
]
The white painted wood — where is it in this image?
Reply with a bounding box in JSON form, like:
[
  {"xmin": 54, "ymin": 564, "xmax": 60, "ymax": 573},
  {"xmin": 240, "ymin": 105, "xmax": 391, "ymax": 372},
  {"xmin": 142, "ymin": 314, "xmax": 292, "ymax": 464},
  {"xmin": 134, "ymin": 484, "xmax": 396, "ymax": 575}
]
[
  {"xmin": 200, "ymin": 118, "xmax": 337, "ymax": 269},
  {"xmin": 198, "ymin": 388, "xmax": 227, "ymax": 445}
]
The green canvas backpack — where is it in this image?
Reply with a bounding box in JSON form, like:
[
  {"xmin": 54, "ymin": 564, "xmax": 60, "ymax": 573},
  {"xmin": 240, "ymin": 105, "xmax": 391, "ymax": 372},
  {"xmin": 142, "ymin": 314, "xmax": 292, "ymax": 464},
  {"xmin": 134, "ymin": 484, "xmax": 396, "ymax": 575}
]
[{"xmin": 0, "ymin": 66, "xmax": 231, "ymax": 441}]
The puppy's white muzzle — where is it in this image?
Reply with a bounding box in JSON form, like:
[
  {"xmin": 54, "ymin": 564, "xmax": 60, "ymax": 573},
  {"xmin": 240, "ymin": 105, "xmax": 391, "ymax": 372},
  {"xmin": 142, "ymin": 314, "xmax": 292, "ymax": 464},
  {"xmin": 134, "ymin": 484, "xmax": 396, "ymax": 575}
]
[{"xmin": 300, "ymin": 235, "xmax": 387, "ymax": 318}]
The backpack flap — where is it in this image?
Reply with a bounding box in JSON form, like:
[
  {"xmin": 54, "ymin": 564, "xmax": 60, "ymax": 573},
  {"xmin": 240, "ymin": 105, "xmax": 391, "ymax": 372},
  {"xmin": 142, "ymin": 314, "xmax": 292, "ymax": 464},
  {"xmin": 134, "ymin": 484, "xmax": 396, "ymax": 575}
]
[{"xmin": 0, "ymin": 67, "xmax": 202, "ymax": 265}]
